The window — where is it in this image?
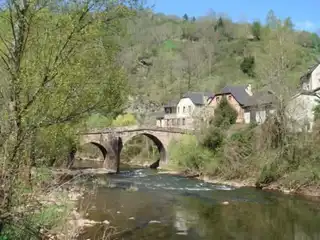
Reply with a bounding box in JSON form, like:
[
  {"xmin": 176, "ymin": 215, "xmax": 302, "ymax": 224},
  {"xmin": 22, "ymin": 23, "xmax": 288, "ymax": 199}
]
[
  {"xmin": 177, "ymin": 118, "xmax": 180, "ymax": 125},
  {"xmin": 228, "ymin": 95, "xmax": 232, "ymax": 100},
  {"xmin": 183, "ymin": 106, "xmax": 186, "ymax": 113},
  {"xmin": 177, "ymin": 107, "xmax": 180, "ymax": 113},
  {"xmin": 182, "ymin": 118, "xmax": 186, "ymax": 125},
  {"xmin": 172, "ymin": 119, "xmax": 176, "ymax": 126},
  {"xmin": 216, "ymin": 96, "xmax": 220, "ymax": 102},
  {"xmin": 188, "ymin": 105, "xmax": 192, "ymax": 113}
]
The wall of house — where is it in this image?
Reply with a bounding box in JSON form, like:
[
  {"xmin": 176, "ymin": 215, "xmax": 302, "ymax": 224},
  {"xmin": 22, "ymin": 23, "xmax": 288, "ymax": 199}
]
[
  {"xmin": 156, "ymin": 117, "xmax": 193, "ymax": 129},
  {"xmin": 244, "ymin": 111, "xmax": 251, "ymax": 124},
  {"xmin": 287, "ymin": 93, "xmax": 319, "ymax": 132},
  {"xmin": 208, "ymin": 94, "xmax": 245, "ymax": 123},
  {"xmin": 176, "ymin": 98, "xmax": 196, "ymax": 118},
  {"xmin": 310, "ymin": 64, "xmax": 320, "ymax": 91}
]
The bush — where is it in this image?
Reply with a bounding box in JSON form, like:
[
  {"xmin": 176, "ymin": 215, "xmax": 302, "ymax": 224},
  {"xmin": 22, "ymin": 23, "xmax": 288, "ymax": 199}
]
[
  {"xmin": 240, "ymin": 56, "xmax": 255, "ymax": 77},
  {"xmin": 200, "ymin": 126, "xmax": 224, "ymax": 151},
  {"xmin": 169, "ymin": 135, "xmax": 214, "ymax": 173},
  {"xmin": 211, "ymin": 96, "xmax": 238, "ymax": 129}
]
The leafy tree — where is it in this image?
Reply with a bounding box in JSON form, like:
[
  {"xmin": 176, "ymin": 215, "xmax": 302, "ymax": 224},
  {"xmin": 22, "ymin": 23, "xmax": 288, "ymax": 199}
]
[
  {"xmin": 212, "ymin": 97, "xmax": 238, "ymax": 129},
  {"xmin": 112, "ymin": 113, "xmax": 137, "ymax": 126},
  {"xmin": 251, "ymin": 21, "xmax": 261, "ymax": 40},
  {"xmin": 240, "ymin": 56, "xmax": 255, "ymax": 77},
  {"xmin": 200, "ymin": 126, "xmax": 224, "ymax": 151},
  {"xmin": 191, "ymin": 16, "xmax": 196, "ymax": 23},
  {"xmin": 0, "ymin": 0, "xmax": 141, "ymax": 234}
]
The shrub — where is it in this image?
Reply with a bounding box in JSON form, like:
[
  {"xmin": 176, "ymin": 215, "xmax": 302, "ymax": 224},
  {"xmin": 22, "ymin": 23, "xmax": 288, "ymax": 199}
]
[
  {"xmin": 169, "ymin": 135, "xmax": 214, "ymax": 173},
  {"xmin": 240, "ymin": 56, "xmax": 255, "ymax": 77},
  {"xmin": 211, "ymin": 96, "xmax": 238, "ymax": 129},
  {"xmin": 200, "ymin": 126, "xmax": 224, "ymax": 151}
]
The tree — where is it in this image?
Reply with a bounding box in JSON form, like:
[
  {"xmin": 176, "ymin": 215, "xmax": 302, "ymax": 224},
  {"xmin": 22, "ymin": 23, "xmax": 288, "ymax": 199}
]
[
  {"xmin": 266, "ymin": 10, "xmax": 278, "ymax": 29},
  {"xmin": 283, "ymin": 17, "xmax": 294, "ymax": 30},
  {"xmin": 183, "ymin": 13, "xmax": 189, "ymax": 21},
  {"xmin": 211, "ymin": 97, "xmax": 238, "ymax": 129},
  {"xmin": 214, "ymin": 17, "xmax": 224, "ymax": 32},
  {"xmin": 251, "ymin": 21, "xmax": 261, "ymax": 40},
  {"xmin": 0, "ymin": 0, "xmax": 141, "ymax": 233},
  {"xmin": 240, "ymin": 56, "xmax": 255, "ymax": 77}
]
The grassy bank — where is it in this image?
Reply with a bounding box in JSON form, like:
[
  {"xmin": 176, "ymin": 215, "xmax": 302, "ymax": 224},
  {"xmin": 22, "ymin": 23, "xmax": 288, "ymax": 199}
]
[
  {"xmin": 168, "ymin": 98, "xmax": 320, "ymax": 197},
  {"xmin": 0, "ymin": 168, "xmax": 87, "ymax": 240}
]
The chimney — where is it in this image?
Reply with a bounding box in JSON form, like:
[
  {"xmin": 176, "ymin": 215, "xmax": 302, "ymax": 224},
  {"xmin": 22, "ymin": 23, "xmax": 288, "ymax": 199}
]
[{"xmin": 245, "ymin": 84, "xmax": 253, "ymax": 96}]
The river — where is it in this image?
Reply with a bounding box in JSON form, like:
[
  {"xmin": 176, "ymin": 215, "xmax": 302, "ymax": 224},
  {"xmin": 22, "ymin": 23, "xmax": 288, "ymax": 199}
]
[{"xmin": 74, "ymin": 162, "xmax": 320, "ymax": 240}]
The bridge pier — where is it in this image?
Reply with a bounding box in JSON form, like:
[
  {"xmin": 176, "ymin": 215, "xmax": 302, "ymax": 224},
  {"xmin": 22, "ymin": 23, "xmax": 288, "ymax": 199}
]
[{"xmin": 102, "ymin": 137, "xmax": 122, "ymax": 173}]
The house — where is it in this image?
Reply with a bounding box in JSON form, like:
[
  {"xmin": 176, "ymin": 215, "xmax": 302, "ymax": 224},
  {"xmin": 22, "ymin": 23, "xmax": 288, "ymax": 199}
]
[
  {"xmin": 300, "ymin": 63, "xmax": 320, "ymax": 92},
  {"xmin": 156, "ymin": 92, "xmax": 214, "ymax": 129},
  {"xmin": 286, "ymin": 63, "xmax": 320, "ymax": 132},
  {"xmin": 207, "ymin": 84, "xmax": 275, "ymax": 124}
]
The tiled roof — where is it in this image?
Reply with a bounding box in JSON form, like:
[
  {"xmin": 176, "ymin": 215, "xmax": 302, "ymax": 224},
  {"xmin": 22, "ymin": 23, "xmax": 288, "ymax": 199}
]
[
  {"xmin": 219, "ymin": 85, "xmax": 250, "ymax": 106},
  {"xmin": 216, "ymin": 85, "xmax": 275, "ymax": 107},
  {"xmin": 182, "ymin": 92, "xmax": 214, "ymax": 105}
]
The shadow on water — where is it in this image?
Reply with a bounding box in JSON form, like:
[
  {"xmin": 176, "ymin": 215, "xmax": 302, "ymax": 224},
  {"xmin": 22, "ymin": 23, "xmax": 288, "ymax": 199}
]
[{"xmin": 76, "ymin": 164, "xmax": 320, "ymax": 240}]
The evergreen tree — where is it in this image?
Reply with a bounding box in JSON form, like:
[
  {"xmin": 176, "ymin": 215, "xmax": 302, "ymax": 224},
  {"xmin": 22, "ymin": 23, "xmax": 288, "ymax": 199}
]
[
  {"xmin": 183, "ymin": 13, "xmax": 189, "ymax": 21},
  {"xmin": 240, "ymin": 56, "xmax": 255, "ymax": 77},
  {"xmin": 251, "ymin": 21, "xmax": 261, "ymax": 40}
]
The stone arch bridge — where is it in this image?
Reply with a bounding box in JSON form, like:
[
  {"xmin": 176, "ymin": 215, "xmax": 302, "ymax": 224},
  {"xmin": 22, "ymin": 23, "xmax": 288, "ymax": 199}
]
[{"xmin": 79, "ymin": 126, "xmax": 194, "ymax": 172}]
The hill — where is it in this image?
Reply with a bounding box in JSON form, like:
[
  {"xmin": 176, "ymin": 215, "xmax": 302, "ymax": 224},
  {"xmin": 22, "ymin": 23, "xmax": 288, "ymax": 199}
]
[{"xmin": 117, "ymin": 10, "xmax": 320, "ymax": 106}]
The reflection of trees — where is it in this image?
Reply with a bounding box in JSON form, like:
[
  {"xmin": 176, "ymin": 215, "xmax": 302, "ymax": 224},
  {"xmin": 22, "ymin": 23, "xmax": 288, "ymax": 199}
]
[{"xmin": 180, "ymin": 196, "xmax": 320, "ymax": 240}]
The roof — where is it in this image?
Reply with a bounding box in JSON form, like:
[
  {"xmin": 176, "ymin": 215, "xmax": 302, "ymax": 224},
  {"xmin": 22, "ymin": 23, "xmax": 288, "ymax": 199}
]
[
  {"xmin": 213, "ymin": 85, "xmax": 275, "ymax": 107},
  {"xmin": 182, "ymin": 92, "xmax": 214, "ymax": 105},
  {"xmin": 300, "ymin": 63, "xmax": 319, "ymax": 83},
  {"xmin": 164, "ymin": 99, "xmax": 179, "ymax": 108},
  {"xmin": 244, "ymin": 91, "xmax": 276, "ymax": 107},
  {"xmin": 218, "ymin": 85, "xmax": 251, "ymax": 106}
]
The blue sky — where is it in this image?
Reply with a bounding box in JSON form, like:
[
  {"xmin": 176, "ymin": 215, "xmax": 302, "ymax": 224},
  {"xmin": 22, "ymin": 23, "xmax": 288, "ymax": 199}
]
[{"xmin": 151, "ymin": 0, "xmax": 319, "ymax": 32}]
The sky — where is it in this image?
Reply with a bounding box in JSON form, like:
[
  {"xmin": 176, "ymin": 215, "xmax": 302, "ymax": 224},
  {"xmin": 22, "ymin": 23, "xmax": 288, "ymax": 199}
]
[{"xmin": 151, "ymin": 0, "xmax": 320, "ymax": 32}]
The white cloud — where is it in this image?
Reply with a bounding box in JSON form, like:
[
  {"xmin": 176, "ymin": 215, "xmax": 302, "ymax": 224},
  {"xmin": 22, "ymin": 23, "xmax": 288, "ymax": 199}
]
[{"xmin": 295, "ymin": 20, "xmax": 318, "ymax": 31}]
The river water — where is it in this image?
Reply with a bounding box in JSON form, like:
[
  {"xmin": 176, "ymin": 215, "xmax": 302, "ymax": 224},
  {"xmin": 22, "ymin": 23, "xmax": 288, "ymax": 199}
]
[{"xmin": 75, "ymin": 163, "xmax": 320, "ymax": 240}]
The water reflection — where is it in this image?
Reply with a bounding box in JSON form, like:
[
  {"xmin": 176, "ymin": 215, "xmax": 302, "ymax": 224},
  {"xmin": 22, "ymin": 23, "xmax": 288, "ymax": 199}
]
[{"xmin": 77, "ymin": 168, "xmax": 320, "ymax": 240}]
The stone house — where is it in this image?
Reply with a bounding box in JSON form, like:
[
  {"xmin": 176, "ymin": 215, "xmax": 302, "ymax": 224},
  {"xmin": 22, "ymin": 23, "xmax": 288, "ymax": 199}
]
[
  {"xmin": 207, "ymin": 84, "xmax": 275, "ymax": 124},
  {"xmin": 286, "ymin": 63, "xmax": 320, "ymax": 131},
  {"xmin": 156, "ymin": 92, "xmax": 214, "ymax": 129}
]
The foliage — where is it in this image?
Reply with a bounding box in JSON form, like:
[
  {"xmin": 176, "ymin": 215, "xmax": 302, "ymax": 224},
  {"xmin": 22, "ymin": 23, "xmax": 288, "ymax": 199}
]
[
  {"xmin": 112, "ymin": 113, "xmax": 137, "ymax": 126},
  {"xmin": 0, "ymin": 0, "xmax": 142, "ymax": 238},
  {"xmin": 169, "ymin": 135, "xmax": 214, "ymax": 173},
  {"xmin": 200, "ymin": 126, "xmax": 224, "ymax": 151},
  {"xmin": 240, "ymin": 56, "xmax": 255, "ymax": 77},
  {"xmin": 313, "ymin": 101, "xmax": 320, "ymax": 121},
  {"xmin": 211, "ymin": 97, "xmax": 238, "ymax": 129},
  {"xmin": 119, "ymin": 10, "xmax": 316, "ymax": 104},
  {"xmin": 251, "ymin": 21, "xmax": 261, "ymax": 40}
]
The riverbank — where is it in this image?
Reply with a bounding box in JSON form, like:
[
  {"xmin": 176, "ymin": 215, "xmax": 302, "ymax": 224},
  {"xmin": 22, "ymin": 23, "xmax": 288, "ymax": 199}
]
[{"xmin": 157, "ymin": 168, "xmax": 320, "ymax": 200}]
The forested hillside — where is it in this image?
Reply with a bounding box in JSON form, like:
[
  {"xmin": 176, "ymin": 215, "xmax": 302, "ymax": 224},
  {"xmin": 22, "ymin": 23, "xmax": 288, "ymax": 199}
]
[{"xmin": 118, "ymin": 9, "xmax": 320, "ymax": 105}]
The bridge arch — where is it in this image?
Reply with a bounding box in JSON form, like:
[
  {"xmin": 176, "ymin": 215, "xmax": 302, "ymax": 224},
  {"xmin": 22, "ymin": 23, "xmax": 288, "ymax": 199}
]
[
  {"xmin": 70, "ymin": 141, "xmax": 108, "ymax": 168},
  {"xmin": 121, "ymin": 132, "xmax": 167, "ymax": 166}
]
